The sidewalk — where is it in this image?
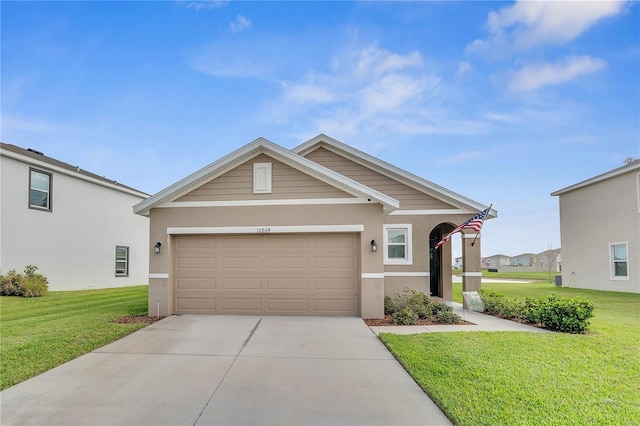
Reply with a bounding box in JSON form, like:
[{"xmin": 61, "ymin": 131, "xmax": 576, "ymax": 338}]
[{"xmin": 369, "ymin": 302, "xmax": 551, "ymax": 335}]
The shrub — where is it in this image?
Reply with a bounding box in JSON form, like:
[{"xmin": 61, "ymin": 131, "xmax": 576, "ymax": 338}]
[
  {"xmin": 435, "ymin": 309, "xmax": 462, "ymax": 324},
  {"xmin": 0, "ymin": 269, "xmax": 23, "ymax": 296},
  {"xmin": 533, "ymin": 295, "xmax": 594, "ymax": 334},
  {"xmin": 384, "ymin": 296, "xmax": 397, "ymax": 315},
  {"xmin": 480, "ymin": 290, "xmax": 594, "ymax": 333},
  {"xmin": 480, "ymin": 290, "xmax": 525, "ymax": 319},
  {"xmin": 0, "ymin": 265, "xmax": 48, "ymax": 297},
  {"xmin": 392, "ymin": 307, "xmax": 418, "ymax": 325},
  {"xmin": 385, "ymin": 288, "xmax": 462, "ymax": 325}
]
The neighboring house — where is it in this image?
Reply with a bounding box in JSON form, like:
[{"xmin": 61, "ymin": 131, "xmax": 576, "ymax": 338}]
[
  {"xmin": 134, "ymin": 134, "xmax": 496, "ymax": 318},
  {"xmin": 482, "ymin": 254, "xmax": 511, "ymax": 270},
  {"xmin": 552, "ymin": 160, "xmax": 639, "ymax": 293},
  {"xmin": 454, "ymin": 256, "xmax": 463, "ymax": 269},
  {"xmin": 1, "ymin": 143, "xmax": 150, "ymax": 290},
  {"xmin": 510, "ymin": 253, "xmax": 535, "ymax": 267},
  {"xmin": 534, "ymin": 249, "xmax": 561, "ymax": 273}
]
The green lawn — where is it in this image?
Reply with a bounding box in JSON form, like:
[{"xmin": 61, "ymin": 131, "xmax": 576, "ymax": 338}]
[
  {"xmin": 0, "ymin": 285, "xmax": 149, "ymax": 390},
  {"xmin": 382, "ymin": 282, "xmax": 640, "ymax": 425}
]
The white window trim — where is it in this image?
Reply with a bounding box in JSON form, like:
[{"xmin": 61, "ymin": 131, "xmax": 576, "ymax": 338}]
[
  {"xmin": 609, "ymin": 242, "xmax": 629, "ymax": 281},
  {"xmin": 115, "ymin": 246, "xmax": 129, "ymax": 277},
  {"xmin": 29, "ymin": 168, "xmax": 53, "ymax": 211},
  {"xmin": 383, "ymin": 224, "xmax": 412, "ymax": 265},
  {"xmin": 253, "ymin": 162, "xmax": 272, "ymax": 194}
]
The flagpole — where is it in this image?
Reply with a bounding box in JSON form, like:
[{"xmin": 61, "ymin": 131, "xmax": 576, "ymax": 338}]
[{"xmin": 471, "ymin": 204, "xmax": 492, "ymax": 247}]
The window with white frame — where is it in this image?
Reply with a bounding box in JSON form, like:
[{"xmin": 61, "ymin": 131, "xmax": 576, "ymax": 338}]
[
  {"xmin": 610, "ymin": 242, "xmax": 628, "ymax": 279},
  {"xmin": 115, "ymin": 246, "xmax": 129, "ymax": 277},
  {"xmin": 384, "ymin": 224, "xmax": 412, "ymax": 265},
  {"xmin": 29, "ymin": 168, "xmax": 52, "ymax": 211}
]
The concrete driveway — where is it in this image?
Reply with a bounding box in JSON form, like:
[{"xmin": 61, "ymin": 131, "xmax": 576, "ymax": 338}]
[{"xmin": 0, "ymin": 316, "xmax": 452, "ymax": 425}]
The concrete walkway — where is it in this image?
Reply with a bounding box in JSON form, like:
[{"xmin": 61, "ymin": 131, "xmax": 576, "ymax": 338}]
[
  {"xmin": 369, "ymin": 302, "xmax": 551, "ymax": 335},
  {"xmin": 0, "ymin": 316, "xmax": 452, "ymax": 426}
]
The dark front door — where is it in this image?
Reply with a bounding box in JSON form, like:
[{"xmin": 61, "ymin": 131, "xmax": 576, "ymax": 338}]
[{"xmin": 429, "ymin": 229, "xmax": 442, "ymax": 297}]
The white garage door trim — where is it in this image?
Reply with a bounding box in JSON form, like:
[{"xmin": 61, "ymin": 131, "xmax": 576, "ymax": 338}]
[{"xmin": 167, "ymin": 224, "xmax": 364, "ymax": 235}]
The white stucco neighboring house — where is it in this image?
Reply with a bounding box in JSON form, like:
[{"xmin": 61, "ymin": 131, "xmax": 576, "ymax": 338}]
[
  {"xmin": 551, "ymin": 160, "xmax": 640, "ymax": 293},
  {"xmin": 1, "ymin": 143, "xmax": 150, "ymax": 290}
]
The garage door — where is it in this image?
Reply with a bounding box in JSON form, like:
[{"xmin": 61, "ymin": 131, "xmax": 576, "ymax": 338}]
[{"xmin": 173, "ymin": 233, "xmax": 360, "ymax": 316}]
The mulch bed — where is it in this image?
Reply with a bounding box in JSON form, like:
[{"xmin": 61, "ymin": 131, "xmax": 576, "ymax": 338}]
[
  {"xmin": 364, "ymin": 315, "xmax": 475, "ymax": 326},
  {"xmin": 109, "ymin": 315, "xmax": 165, "ymax": 324}
]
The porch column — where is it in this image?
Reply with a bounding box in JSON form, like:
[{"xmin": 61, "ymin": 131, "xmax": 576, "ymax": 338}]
[{"xmin": 461, "ymin": 232, "xmax": 482, "ymax": 303}]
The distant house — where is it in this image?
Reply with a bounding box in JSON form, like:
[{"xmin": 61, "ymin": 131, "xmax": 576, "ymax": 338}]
[
  {"xmin": 534, "ymin": 249, "xmax": 562, "ymax": 273},
  {"xmin": 510, "ymin": 253, "xmax": 535, "ymax": 267},
  {"xmin": 552, "ymin": 160, "xmax": 639, "ymax": 293},
  {"xmin": 482, "ymin": 254, "xmax": 511, "ymax": 270},
  {"xmin": 1, "ymin": 143, "xmax": 150, "ymax": 290},
  {"xmin": 454, "ymin": 256, "xmax": 463, "ymax": 269}
]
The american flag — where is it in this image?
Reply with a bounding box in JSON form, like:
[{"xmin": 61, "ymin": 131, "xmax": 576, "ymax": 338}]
[{"xmin": 435, "ymin": 207, "xmax": 490, "ymax": 249}]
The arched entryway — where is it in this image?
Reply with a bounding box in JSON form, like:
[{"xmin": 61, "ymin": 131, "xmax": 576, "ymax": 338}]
[{"xmin": 429, "ymin": 223, "xmax": 455, "ymax": 298}]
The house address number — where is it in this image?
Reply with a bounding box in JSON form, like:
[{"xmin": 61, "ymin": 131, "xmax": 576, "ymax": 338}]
[{"xmin": 257, "ymin": 227, "xmax": 271, "ymax": 233}]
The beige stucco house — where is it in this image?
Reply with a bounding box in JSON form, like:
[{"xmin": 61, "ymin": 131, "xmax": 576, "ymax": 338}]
[
  {"xmin": 1, "ymin": 143, "xmax": 150, "ymax": 290},
  {"xmin": 134, "ymin": 135, "xmax": 496, "ymax": 318},
  {"xmin": 552, "ymin": 160, "xmax": 639, "ymax": 293}
]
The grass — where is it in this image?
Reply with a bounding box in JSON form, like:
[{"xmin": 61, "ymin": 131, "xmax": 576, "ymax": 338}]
[
  {"xmin": 381, "ymin": 281, "xmax": 640, "ymax": 425},
  {"xmin": 0, "ymin": 285, "xmax": 149, "ymax": 391}
]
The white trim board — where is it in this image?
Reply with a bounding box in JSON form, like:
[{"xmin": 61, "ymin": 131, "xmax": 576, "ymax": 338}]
[
  {"xmin": 462, "ymin": 272, "xmax": 482, "ymax": 277},
  {"xmin": 389, "ymin": 209, "xmax": 474, "ymax": 216},
  {"xmin": 149, "ymin": 273, "xmax": 169, "ymax": 279},
  {"xmin": 159, "ymin": 198, "xmax": 367, "ymax": 209},
  {"xmin": 384, "ymin": 272, "xmax": 430, "ymax": 277},
  {"xmin": 167, "ymin": 224, "xmax": 365, "ymax": 235},
  {"xmin": 361, "ymin": 273, "xmax": 385, "ymax": 279}
]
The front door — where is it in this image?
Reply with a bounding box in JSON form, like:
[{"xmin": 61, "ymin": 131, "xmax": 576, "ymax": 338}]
[{"xmin": 429, "ymin": 229, "xmax": 442, "ymax": 297}]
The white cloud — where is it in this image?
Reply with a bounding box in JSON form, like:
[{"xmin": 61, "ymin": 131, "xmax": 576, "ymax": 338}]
[
  {"xmin": 469, "ymin": 0, "xmax": 627, "ymax": 53},
  {"xmin": 282, "ymin": 83, "xmax": 337, "ymax": 105},
  {"xmin": 354, "ymin": 47, "xmax": 423, "ymax": 77},
  {"xmin": 456, "ymin": 61, "xmax": 472, "ymax": 77},
  {"xmin": 176, "ymin": 1, "xmax": 227, "ymax": 11},
  {"xmin": 508, "ymin": 55, "xmax": 607, "ymax": 92},
  {"xmin": 230, "ymin": 15, "xmax": 251, "ymax": 33}
]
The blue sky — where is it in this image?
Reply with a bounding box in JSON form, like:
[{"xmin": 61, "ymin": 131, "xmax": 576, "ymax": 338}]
[{"xmin": 2, "ymin": 1, "xmax": 639, "ymax": 258}]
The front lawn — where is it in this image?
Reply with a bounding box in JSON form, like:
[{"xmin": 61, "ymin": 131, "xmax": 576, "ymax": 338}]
[
  {"xmin": 381, "ymin": 283, "xmax": 640, "ymax": 425},
  {"xmin": 0, "ymin": 285, "xmax": 150, "ymax": 390}
]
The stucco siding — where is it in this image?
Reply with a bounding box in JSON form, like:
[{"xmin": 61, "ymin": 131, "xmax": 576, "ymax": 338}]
[
  {"xmin": 304, "ymin": 147, "xmax": 454, "ymax": 210},
  {"xmin": 558, "ymin": 170, "xmax": 639, "ymax": 293},
  {"xmin": 1, "ymin": 155, "xmax": 149, "ymax": 290},
  {"xmin": 177, "ymin": 153, "xmax": 352, "ymax": 202},
  {"xmin": 147, "ymin": 203, "xmax": 385, "ymax": 317}
]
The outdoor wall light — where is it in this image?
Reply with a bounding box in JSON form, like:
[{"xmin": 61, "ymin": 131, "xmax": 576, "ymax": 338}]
[
  {"xmin": 154, "ymin": 242, "xmax": 162, "ymax": 254},
  {"xmin": 370, "ymin": 239, "xmax": 378, "ymax": 252}
]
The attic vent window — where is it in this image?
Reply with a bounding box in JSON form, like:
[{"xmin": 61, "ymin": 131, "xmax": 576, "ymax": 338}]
[{"xmin": 253, "ymin": 163, "xmax": 272, "ymax": 194}]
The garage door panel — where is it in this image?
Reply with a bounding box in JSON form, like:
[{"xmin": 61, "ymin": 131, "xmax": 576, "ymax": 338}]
[
  {"xmin": 267, "ymin": 256, "xmax": 309, "ymax": 269},
  {"xmin": 267, "ymin": 236, "xmax": 310, "ymax": 249},
  {"xmin": 267, "ymin": 298, "xmax": 309, "ymax": 312},
  {"xmin": 176, "ymin": 297, "xmax": 216, "ymax": 311},
  {"xmin": 267, "ymin": 278, "xmax": 309, "ymax": 290},
  {"xmin": 176, "ymin": 278, "xmax": 216, "ymax": 290},
  {"xmin": 174, "ymin": 234, "xmax": 359, "ymax": 316},
  {"xmin": 314, "ymin": 299, "xmax": 357, "ymax": 313},
  {"xmin": 221, "ymin": 298, "xmax": 262, "ymax": 312},
  {"xmin": 314, "ymin": 256, "xmax": 355, "ymax": 269},
  {"xmin": 221, "ymin": 277, "xmax": 261, "ymax": 290},
  {"xmin": 222, "ymin": 257, "xmax": 261, "ymax": 269},
  {"xmin": 314, "ymin": 278, "xmax": 357, "ymax": 291},
  {"xmin": 221, "ymin": 236, "xmax": 262, "ymax": 249},
  {"xmin": 176, "ymin": 257, "xmax": 216, "ymax": 270}
]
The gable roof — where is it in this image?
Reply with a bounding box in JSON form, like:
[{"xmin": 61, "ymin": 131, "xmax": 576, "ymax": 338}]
[
  {"xmin": 551, "ymin": 159, "xmax": 640, "ymax": 196},
  {"xmin": 293, "ymin": 134, "xmax": 497, "ymax": 218},
  {"xmin": 133, "ymin": 137, "xmax": 399, "ymax": 216},
  {"xmin": 0, "ymin": 142, "xmax": 149, "ymax": 198}
]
